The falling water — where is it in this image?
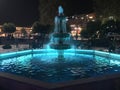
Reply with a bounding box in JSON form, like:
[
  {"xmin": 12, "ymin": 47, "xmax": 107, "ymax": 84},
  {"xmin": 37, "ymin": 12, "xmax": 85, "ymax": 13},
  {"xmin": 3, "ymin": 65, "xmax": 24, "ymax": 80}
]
[{"xmin": 50, "ymin": 6, "xmax": 71, "ymax": 60}]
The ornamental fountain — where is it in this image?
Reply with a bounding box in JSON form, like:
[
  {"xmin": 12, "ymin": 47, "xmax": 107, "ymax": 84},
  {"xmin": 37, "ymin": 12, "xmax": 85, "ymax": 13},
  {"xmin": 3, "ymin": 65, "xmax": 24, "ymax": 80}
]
[
  {"xmin": 0, "ymin": 5, "xmax": 120, "ymax": 90},
  {"xmin": 50, "ymin": 6, "xmax": 71, "ymax": 59}
]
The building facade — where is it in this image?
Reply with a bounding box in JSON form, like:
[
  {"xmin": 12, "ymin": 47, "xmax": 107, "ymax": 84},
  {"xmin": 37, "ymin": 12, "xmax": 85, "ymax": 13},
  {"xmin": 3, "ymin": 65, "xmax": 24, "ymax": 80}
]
[
  {"xmin": 67, "ymin": 13, "xmax": 96, "ymax": 40},
  {"xmin": 0, "ymin": 26, "xmax": 32, "ymax": 38}
]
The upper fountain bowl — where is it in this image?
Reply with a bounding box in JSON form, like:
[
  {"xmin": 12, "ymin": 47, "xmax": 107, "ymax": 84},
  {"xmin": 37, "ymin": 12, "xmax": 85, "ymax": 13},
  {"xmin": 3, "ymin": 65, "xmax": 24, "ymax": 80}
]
[
  {"xmin": 53, "ymin": 33, "xmax": 70, "ymax": 38},
  {"xmin": 50, "ymin": 44, "xmax": 71, "ymax": 50}
]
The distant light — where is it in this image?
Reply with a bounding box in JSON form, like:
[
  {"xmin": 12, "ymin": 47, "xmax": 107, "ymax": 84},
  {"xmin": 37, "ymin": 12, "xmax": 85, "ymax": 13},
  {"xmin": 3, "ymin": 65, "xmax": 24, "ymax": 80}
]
[
  {"xmin": 78, "ymin": 27, "xmax": 82, "ymax": 31},
  {"xmin": 66, "ymin": 18, "xmax": 69, "ymax": 21},
  {"xmin": 70, "ymin": 24, "xmax": 75, "ymax": 28},
  {"xmin": 109, "ymin": 16, "xmax": 114, "ymax": 20},
  {"xmin": 72, "ymin": 16, "xmax": 75, "ymax": 18},
  {"xmin": 30, "ymin": 30, "xmax": 32, "ymax": 32},
  {"xmin": 74, "ymin": 27, "xmax": 77, "ymax": 30},
  {"xmin": 96, "ymin": 31, "xmax": 99, "ymax": 35},
  {"xmin": 100, "ymin": 15, "xmax": 103, "ymax": 18},
  {"xmin": 0, "ymin": 34, "xmax": 5, "ymax": 37},
  {"xmin": 89, "ymin": 16, "xmax": 93, "ymax": 19},
  {"xmin": 75, "ymin": 17, "xmax": 78, "ymax": 19},
  {"xmin": 81, "ymin": 17, "xmax": 84, "ymax": 20},
  {"xmin": 86, "ymin": 15, "xmax": 88, "ymax": 17}
]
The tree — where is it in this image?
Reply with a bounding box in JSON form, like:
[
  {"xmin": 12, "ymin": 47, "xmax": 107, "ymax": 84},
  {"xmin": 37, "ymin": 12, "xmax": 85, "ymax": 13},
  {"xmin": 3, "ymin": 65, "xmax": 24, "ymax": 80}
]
[
  {"xmin": 39, "ymin": 0, "xmax": 94, "ymax": 25},
  {"xmin": 116, "ymin": 20, "xmax": 120, "ymax": 34},
  {"xmin": 93, "ymin": 0, "xmax": 120, "ymax": 20},
  {"xmin": 81, "ymin": 29, "xmax": 89, "ymax": 38},
  {"xmin": 32, "ymin": 21, "xmax": 52, "ymax": 35},
  {"xmin": 2, "ymin": 23, "xmax": 16, "ymax": 49},
  {"xmin": 81, "ymin": 20, "xmax": 101, "ymax": 39},
  {"xmin": 21, "ymin": 28, "xmax": 27, "ymax": 38},
  {"xmin": 100, "ymin": 19, "xmax": 118, "ymax": 38},
  {"xmin": 32, "ymin": 21, "xmax": 52, "ymax": 48},
  {"xmin": 32, "ymin": 21, "xmax": 42, "ymax": 33},
  {"xmin": 39, "ymin": 0, "xmax": 65, "ymax": 25},
  {"xmin": 2, "ymin": 23, "xmax": 16, "ymax": 37}
]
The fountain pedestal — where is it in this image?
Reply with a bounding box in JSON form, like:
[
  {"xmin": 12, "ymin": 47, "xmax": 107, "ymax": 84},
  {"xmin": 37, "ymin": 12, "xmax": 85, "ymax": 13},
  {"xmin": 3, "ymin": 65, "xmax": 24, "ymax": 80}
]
[{"xmin": 58, "ymin": 50, "xmax": 64, "ymax": 60}]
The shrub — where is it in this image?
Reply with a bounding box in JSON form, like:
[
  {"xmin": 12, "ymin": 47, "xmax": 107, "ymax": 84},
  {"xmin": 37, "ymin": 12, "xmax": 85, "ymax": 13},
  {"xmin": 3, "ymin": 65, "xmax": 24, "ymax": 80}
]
[{"xmin": 2, "ymin": 44, "xmax": 12, "ymax": 49}]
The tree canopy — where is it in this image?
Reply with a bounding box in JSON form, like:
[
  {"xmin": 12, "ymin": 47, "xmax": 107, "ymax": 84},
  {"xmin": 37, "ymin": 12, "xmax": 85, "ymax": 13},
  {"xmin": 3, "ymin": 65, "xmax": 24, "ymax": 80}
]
[
  {"xmin": 32, "ymin": 21, "xmax": 52, "ymax": 34},
  {"xmin": 100, "ymin": 19, "xmax": 120, "ymax": 37},
  {"xmin": 93, "ymin": 0, "xmax": 120, "ymax": 20},
  {"xmin": 39, "ymin": 0, "xmax": 93, "ymax": 25},
  {"xmin": 2, "ymin": 23, "xmax": 16, "ymax": 34},
  {"xmin": 81, "ymin": 20, "xmax": 101, "ymax": 39}
]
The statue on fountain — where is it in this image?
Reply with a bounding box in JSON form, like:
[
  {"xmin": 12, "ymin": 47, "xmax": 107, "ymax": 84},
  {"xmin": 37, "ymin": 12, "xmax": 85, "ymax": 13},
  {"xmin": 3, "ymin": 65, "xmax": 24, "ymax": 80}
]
[
  {"xmin": 54, "ymin": 5, "xmax": 67, "ymax": 33},
  {"xmin": 58, "ymin": 5, "xmax": 64, "ymax": 15}
]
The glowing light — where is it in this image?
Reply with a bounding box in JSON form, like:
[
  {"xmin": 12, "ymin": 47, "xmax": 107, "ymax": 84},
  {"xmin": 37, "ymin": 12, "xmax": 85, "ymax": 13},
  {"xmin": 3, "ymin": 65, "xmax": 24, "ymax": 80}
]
[
  {"xmin": 78, "ymin": 27, "xmax": 82, "ymax": 31},
  {"xmin": 58, "ymin": 5, "xmax": 64, "ymax": 14},
  {"xmin": 66, "ymin": 18, "xmax": 69, "ymax": 21},
  {"xmin": 110, "ymin": 60, "xmax": 120, "ymax": 65},
  {"xmin": 1, "ymin": 49, "xmax": 120, "ymax": 61},
  {"xmin": 70, "ymin": 24, "xmax": 75, "ymax": 28},
  {"xmin": 75, "ymin": 17, "xmax": 78, "ymax": 19},
  {"xmin": 109, "ymin": 16, "xmax": 114, "ymax": 20},
  {"xmin": 72, "ymin": 16, "xmax": 75, "ymax": 18},
  {"xmin": 92, "ymin": 20, "xmax": 95, "ymax": 22},
  {"xmin": 74, "ymin": 27, "xmax": 77, "ymax": 30},
  {"xmin": 89, "ymin": 16, "xmax": 93, "ymax": 19},
  {"xmin": 81, "ymin": 17, "xmax": 84, "ymax": 20}
]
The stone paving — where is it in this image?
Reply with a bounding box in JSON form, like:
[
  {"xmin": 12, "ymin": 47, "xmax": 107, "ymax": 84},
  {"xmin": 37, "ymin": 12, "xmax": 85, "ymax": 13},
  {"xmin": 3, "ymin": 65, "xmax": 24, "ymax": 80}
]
[{"xmin": 0, "ymin": 44, "xmax": 29, "ymax": 53}]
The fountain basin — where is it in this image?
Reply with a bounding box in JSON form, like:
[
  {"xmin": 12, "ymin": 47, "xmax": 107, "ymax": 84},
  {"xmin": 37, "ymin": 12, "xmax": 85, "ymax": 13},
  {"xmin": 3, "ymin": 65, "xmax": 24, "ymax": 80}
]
[
  {"xmin": 0, "ymin": 49, "xmax": 120, "ymax": 90},
  {"xmin": 0, "ymin": 49, "xmax": 119, "ymax": 60}
]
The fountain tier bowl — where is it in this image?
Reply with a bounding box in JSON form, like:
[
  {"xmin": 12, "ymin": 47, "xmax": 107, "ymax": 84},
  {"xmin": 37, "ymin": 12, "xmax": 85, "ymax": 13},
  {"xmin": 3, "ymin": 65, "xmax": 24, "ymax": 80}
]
[
  {"xmin": 52, "ymin": 33, "xmax": 70, "ymax": 38},
  {"xmin": 50, "ymin": 44, "xmax": 71, "ymax": 50}
]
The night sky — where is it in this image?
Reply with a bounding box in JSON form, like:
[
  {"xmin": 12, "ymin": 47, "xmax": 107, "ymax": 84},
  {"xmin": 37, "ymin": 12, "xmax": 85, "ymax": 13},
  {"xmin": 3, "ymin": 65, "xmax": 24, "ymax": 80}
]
[
  {"xmin": 0, "ymin": 0, "xmax": 39, "ymax": 26},
  {"xmin": 64, "ymin": 0, "xmax": 94, "ymax": 16},
  {"xmin": 0, "ymin": 0, "xmax": 93, "ymax": 26}
]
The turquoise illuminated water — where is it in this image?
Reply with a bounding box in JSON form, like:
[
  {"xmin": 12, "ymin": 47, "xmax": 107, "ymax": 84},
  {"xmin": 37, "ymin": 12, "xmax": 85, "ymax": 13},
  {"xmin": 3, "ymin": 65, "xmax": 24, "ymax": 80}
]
[{"xmin": 0, "ymin": 49, "xmax": 120, "ymax": 83}]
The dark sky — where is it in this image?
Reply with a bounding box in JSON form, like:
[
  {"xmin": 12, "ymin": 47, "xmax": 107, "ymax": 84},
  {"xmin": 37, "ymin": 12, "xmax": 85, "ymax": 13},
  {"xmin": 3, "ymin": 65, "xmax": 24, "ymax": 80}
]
[
  {"xmin": 64, "ymin": 0, "xmax": 94, "ymax": 16},
  {"xmin": 0, "ymin": 0, "xmax": 39, "ymax": 27},
  {"xmin": 0, "ymin": 0, "xmax": 93, "ymax": 26}
]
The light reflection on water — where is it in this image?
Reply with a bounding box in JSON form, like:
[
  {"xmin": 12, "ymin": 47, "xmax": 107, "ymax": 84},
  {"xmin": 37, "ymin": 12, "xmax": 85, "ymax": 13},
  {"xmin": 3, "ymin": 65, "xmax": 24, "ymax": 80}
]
[{"xmin": 0, "ymin": 53, "xmax": 120, "ymax": 83}]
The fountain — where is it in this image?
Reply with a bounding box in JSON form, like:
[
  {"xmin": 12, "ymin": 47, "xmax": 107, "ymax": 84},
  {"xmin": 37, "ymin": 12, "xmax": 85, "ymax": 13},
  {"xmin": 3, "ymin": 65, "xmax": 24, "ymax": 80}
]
[
  {"xmin": 0, "ymin": 5, "xmax": 120, "ymax": 90},
  {"xmin": 50, "ymin": 6, "xmax": 71, "ymax": 59}
]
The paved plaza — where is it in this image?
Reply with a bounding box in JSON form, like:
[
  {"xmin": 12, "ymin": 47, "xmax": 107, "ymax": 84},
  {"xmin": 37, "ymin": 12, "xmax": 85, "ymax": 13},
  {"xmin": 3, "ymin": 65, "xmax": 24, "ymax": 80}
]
[{"xmin": 0, "ymin": 44, "xmax": 29, "ymax": 53}]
